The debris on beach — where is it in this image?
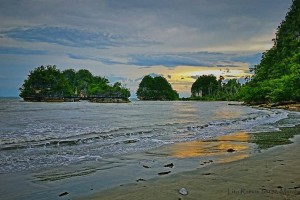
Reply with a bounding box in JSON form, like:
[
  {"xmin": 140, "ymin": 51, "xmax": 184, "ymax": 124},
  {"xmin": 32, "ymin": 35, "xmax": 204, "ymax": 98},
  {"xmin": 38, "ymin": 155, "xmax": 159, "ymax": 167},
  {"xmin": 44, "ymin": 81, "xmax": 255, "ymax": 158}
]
[
  {"xmin": 200, "ymin": 160, "xmax": 214, "ymax": 165},
  {"xmin": 158, "ymin": 171, "xmax": 171, "ymax": 175},
  {"xmin": 179, "ymin": 187, "xmax": 188, "ymax": 195},
  {"xmin": 136, "ymin": 178, "xmax": 146, "ymax": 182},
  {"xmin": 58, "ymin": 192, "xmax": 69, "ymax": 197},
  {"xmin": 142, "ymin": 165, "xmax": 151, "ymax": 168},
  {"xmin": 164, "ymin": 163, "xmax": 174, "ymax": 168},
  {"xmin": 227, "ymin": 148, "xmax": 236, "ymax": 152},
  {"xmin": 202, "ymin": 172, "xmax": 214, "ymax": 176}
]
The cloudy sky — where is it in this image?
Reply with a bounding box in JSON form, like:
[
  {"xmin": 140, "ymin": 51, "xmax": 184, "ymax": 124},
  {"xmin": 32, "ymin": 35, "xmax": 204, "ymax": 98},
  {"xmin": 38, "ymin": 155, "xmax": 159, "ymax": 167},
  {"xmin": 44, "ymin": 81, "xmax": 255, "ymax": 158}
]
[{"xmin": 0, "ymin": 0, "xmax": 292, "ymax": 97}]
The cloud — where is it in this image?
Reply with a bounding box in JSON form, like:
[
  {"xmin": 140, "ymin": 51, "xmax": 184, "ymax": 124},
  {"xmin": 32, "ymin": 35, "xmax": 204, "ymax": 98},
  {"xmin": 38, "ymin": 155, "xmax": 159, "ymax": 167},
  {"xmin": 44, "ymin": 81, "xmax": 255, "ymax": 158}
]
[
  {"xmin": 134, "ymin": 73, "xmax": 163, "ymax": 82},
  {"xmin": 126, "ymin": 52, "xmax": 235, "ymax": 67},
  {"xmin": 0, "ymin": 0, "xmax": 293, "ymax": 97},
  {"xmin": 231, "ymin": 53, "xmax": 262, "ymax": 65},
  {"xmin": 0, "ymin": 46, "xmax": 47, "ymax": 55},
  {"xmin": 67, "ymin": 53, "xmax": 125, "ymax": 65},
  {"xmin": 2, "ymin": 26, "xmax": 160, "ymax": 49},
  {"xmin": 106, "ymin": 74, "xmax": 130, "ymax": 83}
]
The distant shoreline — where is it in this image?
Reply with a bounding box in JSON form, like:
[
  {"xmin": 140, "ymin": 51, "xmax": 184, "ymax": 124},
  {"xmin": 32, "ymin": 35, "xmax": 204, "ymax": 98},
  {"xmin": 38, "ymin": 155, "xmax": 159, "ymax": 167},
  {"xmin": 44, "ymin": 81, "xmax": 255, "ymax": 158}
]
[{"xmin": 21, "ymin": 96, "xmax": 130, "ymax": 103}]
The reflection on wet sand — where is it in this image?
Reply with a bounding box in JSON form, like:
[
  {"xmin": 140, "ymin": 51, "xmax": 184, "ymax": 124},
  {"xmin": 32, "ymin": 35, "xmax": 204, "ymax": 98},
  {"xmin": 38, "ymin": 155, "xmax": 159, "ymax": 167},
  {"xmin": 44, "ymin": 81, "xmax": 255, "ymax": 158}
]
[{"xmin": 167, "ymin": 132, "xmax": 251, "ymax": 163}]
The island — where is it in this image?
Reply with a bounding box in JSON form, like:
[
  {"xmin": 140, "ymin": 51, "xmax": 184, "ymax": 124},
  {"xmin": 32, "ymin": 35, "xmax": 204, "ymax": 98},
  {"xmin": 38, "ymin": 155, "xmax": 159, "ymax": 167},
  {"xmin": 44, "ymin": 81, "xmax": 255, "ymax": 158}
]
[
  {"xmin": 19, "ymin": 65, "xmax": 131, "ymax": 103},
  {"xmin": 136, "ymin": 75, "xmax": 179, "ymax": 100}
]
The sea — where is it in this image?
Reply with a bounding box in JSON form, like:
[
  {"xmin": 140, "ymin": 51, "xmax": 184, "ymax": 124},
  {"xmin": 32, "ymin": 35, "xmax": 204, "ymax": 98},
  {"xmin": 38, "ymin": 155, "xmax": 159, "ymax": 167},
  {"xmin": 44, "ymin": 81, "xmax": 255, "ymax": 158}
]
[{"xmin": 1, "ymin": 98, "xmax": 299, "ymax": 175}]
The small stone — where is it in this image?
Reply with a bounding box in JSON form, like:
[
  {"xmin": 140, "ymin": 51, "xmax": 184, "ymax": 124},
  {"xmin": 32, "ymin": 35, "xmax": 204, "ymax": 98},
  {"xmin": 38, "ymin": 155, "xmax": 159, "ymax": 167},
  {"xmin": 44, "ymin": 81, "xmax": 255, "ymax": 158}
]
[
  {"xmin": 158, "ymin": 171, "xmax": 171, "ymax": 175},
  {"xmin": 227, "ymin": 148, "xmax": 235, "ymax": 152},
  {"xmin": 58, "ymin": 192, "xmax": 69, "ymax": 197},
  {"xmin": 164, "ymin": 163, "xmax": 174, "ymax": 168},
  {"xmin": 179, "ymin": 188, "xmax": 188, "ymax": 195}
]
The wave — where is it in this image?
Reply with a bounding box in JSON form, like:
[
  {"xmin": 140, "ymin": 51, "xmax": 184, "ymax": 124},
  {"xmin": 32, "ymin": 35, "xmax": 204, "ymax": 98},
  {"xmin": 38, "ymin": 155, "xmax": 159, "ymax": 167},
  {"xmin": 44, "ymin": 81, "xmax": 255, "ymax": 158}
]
[
  {"xmin": 1, "ymin": 106, "xmax": 297, "ymax": 174},
  {"xmin": 0, "ymin": 108, "xmax": 291, "ymax": 152}
]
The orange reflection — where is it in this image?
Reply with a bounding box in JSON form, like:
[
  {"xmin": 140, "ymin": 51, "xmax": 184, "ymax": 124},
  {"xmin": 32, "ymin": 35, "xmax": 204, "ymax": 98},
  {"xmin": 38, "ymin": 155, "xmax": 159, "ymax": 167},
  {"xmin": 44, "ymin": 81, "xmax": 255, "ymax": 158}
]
[
  {"xmin": 168, "ymin": 132, "xmax": 250, "ymax": 163},
  {"xmin": 213, "ymin": 106, "xmax": 242, "ymax": 120}
]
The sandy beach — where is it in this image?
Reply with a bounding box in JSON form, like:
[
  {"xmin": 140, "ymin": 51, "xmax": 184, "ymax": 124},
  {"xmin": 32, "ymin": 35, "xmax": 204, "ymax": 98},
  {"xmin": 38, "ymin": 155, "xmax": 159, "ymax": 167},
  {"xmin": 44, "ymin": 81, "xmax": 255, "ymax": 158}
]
[{"xmin": 78, "ymin": 129, "xmax": 300, "ymax": 200}]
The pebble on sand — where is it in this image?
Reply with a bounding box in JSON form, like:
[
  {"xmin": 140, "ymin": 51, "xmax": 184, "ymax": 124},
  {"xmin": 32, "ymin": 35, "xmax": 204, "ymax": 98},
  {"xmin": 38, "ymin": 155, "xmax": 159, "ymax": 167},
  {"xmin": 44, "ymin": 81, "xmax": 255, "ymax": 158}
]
[
  {"xmin": 227, "ymin": 148, "xmax": 236, "ymax": 152},
  {"xmin": 179, "ymin": 188, "xmax": 188, "ymax": 195},
  {"xmin": 58, "ymin": 192, "xmax": 69, "ymax": 197}
]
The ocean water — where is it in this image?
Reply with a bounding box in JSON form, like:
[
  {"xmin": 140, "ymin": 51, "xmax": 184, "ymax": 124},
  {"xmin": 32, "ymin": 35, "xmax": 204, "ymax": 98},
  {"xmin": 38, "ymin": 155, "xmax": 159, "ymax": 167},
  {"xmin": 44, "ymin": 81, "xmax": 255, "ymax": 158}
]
[{"xmin": 0, "ymin": 98, "xmax": 298, "ymax": 174}]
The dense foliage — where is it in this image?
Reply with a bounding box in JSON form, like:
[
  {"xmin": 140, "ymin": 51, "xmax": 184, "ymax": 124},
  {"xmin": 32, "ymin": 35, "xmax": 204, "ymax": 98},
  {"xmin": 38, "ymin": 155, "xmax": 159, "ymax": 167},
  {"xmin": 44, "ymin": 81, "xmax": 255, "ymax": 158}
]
[
  {"xmin": 19, "ymin": 65, "xmax": 130, "ymax": 100},
  {"xmin": 136, "ymin": 75, "xmax": 179, "ymax": 100},
  {"xmin": 191, "ymin": 75, "xmax": 242, "ymax": 101},
  {"xmin": 239, "ymin": 0, "xmax": 300, "ymax": 103}
]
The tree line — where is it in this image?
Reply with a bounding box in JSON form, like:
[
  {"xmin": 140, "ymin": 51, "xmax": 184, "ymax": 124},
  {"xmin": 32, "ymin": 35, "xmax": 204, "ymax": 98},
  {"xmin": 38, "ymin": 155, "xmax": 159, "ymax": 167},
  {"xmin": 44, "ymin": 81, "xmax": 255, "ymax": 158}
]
[
  {"xmin": 19, "ymin": 65, "xmax": 130, "ymax": 101},
  {"xmin": 238, "ymin": 0, "xmax": 300, "ymax": 104}
]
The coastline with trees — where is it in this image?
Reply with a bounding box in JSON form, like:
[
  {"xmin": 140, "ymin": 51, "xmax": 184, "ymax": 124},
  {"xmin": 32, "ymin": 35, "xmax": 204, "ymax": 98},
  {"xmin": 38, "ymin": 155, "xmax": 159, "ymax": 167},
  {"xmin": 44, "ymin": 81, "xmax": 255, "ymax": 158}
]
[
  {"xmin": 19, "ymin": 65, "xmax": 131, "ymax": 103},
  {"xmin": 19, "ymin": 1, "xmax": 299, "ymax": 105}
]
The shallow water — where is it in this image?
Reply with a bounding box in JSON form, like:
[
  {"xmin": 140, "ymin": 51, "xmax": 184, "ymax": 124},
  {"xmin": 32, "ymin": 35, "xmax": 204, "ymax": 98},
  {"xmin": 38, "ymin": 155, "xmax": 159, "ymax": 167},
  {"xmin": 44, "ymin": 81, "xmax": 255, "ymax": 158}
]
[
  {"xmin": 1, "ymin": 98, "xmax": 300, "ymax": 200},
  {"xmin": 0, "ymin": 98, "xmax": 298, "ymax": 174}
]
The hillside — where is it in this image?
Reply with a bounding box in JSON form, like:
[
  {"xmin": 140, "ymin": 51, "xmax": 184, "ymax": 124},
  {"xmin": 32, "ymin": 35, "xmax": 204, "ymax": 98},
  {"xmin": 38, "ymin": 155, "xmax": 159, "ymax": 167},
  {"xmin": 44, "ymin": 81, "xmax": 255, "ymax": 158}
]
[{"xmin": 239, "ymin": 0, "xmax": 300, "ymax": 103}]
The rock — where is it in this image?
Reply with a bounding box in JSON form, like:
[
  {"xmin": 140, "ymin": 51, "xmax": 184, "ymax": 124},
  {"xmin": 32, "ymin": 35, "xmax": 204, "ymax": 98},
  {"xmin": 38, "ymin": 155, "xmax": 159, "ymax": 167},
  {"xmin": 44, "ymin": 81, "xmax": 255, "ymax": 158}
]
[
  {"xmin": 58, "ymin": 192, "xmax": 69, "ymax": 197},
  {"xmin": 202, "ymin": 172, "xmax": 212, "ymax": 175},
  {"xmin": 158, "ymin": 171, "xmax": 171, "ymax": 175},
  {"xmin": 179, "ymin": 188, "xmax": 188, "ymax": 195},
  {"xmin": 164, "ymin": 163, "xmax": 174, "ymax": 168},
  {"xmin": 227, "ymin": 148, "xmax": 236, "ymax": 153},
  {"xmin": 136, "ymin": 178, "xmax": 146, "ymax": 182},
  {"xmin": 142, "ymin": 165, "xmax": 150, "ymax": 168}
]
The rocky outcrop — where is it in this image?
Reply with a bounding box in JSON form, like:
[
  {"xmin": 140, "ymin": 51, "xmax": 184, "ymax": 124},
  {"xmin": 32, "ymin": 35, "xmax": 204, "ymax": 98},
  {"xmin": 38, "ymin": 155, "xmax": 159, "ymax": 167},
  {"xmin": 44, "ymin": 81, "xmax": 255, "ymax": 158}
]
[{"xmin": 89, "ymin": 98, "xmax": 130, "ymax": 103}]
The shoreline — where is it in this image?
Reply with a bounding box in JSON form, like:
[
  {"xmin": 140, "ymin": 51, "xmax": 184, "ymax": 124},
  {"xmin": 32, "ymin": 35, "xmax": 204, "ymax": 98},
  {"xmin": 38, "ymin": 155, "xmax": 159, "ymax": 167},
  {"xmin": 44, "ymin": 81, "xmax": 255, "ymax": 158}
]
[
  {"xmin": 77, "ymin": 125, "xmax": 300, "ymax": 200},
  {"xmin": 0, "ymin": 103, "xmax": 299, "ymax": 200}
]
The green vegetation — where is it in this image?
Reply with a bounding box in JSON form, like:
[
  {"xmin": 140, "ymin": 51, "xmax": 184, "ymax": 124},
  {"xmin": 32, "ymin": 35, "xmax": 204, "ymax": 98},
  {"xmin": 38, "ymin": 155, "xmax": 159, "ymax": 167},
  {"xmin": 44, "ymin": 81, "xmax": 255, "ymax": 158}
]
[
  {"xmin": 19, "ymin": 65, "xmax": 130, "ymax": 101},
  {"xmin": 136, "ymin": 75, "xmax": 179, "ymax": 100},
  {"xmin": 239, "ymin": 0, "xmax": 300, "ymax": 104},
  {"xmin": 190, "ymin": 75, "xmax": 241, "ymax": 101},
  {"xmin": 250, "ymin": 125, "xmax": 300, "ymax": 149}
]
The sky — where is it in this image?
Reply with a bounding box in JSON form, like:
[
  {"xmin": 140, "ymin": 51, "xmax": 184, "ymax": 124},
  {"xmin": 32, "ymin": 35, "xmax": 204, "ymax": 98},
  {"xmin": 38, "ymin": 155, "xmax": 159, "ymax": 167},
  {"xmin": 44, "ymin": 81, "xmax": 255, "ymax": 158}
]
[{"xmin": 0, "ymin": 0, "xmax": 292, "ymax": 97}]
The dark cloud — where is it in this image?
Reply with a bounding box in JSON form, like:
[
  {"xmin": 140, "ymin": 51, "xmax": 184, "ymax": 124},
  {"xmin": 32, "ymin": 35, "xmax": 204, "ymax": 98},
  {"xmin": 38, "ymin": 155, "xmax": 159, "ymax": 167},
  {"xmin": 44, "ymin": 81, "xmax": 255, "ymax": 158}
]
[
  {"xmin": 2, "ymin": 26, "xmax": 160, "ymax": 49},
  {"xmin": 232, "ymin": 53, "xmax": 262, "ymax": 65},
  {"xmin": 127, "ymin": 52, "xmax": 235, "ymax": 67},
  {"xmin": 68, "ymin": 53, "xmax": 125, "ymax": 65}
]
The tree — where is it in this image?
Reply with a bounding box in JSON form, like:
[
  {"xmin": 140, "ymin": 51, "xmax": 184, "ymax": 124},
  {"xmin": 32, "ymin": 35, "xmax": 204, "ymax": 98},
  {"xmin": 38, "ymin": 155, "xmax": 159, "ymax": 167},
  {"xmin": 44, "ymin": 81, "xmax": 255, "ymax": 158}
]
[
  {"xmin": 191, "ymin": 75, "xmax": 219, "ymax": 97},
  {"xmin": 238, "ymin": 0, "xmax": 300, "ymax": 103},
  {"xmin": 20, "ymin": 66, "xmax": 131, "ymax": 101},
  {"xmin": 136, "ymin": 75, "xmax": 178, "ymax": 100},
  {"xmin": 19, "ymin": 65, "xmax": 65, "ymax": 99}
]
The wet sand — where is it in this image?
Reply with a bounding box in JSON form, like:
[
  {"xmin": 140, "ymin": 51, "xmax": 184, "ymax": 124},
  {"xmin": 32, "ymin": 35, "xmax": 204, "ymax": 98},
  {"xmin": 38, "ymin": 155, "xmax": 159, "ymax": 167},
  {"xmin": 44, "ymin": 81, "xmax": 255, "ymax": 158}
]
[{"xmin": 78, "ymin": 134, "xmax": 300, "ymax": 200}]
